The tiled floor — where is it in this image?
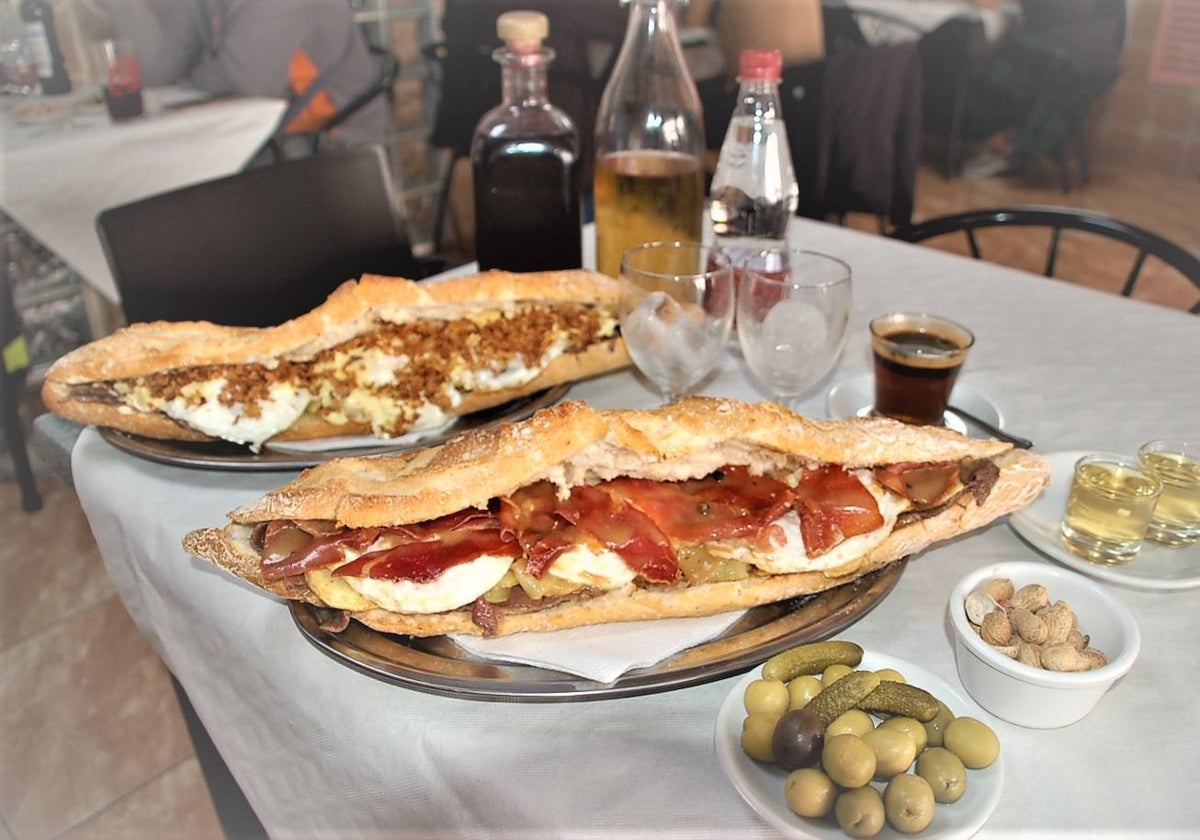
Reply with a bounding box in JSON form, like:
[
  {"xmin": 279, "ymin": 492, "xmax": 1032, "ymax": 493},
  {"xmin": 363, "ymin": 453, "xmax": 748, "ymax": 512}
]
[{"xmin": 1, "ymin": 159, "xmax": 1197, "ymax": 840}]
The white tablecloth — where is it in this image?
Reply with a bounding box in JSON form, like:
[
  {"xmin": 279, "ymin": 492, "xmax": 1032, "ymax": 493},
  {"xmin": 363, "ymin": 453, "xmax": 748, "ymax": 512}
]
[
  {"xmin": 69, "ymin": 219, "xmax": 1200, "ymax": 838},
  {"xmin": 0, "ymin": 88, "xmax": 286, "ymax": 304}
]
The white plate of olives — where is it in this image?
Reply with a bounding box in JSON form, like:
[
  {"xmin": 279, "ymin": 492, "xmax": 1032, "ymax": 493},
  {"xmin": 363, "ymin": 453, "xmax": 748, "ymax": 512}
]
[{"xmin": 714, "ymin": 650, "xmax": 1004, "ymax": 839}]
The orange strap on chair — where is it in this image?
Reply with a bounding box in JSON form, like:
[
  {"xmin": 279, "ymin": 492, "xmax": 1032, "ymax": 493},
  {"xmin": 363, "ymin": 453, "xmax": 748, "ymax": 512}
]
[{"xmin": 284, "ymin": 48, "xmax": 338, "ymax": 135}]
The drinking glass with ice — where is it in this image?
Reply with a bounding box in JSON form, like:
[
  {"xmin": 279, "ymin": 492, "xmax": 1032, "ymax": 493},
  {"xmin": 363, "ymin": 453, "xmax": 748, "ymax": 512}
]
[{"xmin": 618, "ymin": 241, "xmax": 735, "ymax": 403}]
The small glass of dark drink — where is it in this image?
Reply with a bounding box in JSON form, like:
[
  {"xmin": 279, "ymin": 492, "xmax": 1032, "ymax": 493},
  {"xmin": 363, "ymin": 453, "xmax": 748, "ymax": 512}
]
[
  {"xmin": 869, "ymin": 312, "xmax": 974, "ymax": 426},
  {"xmin": 98, "ymin": 39, "xmax": 142, "ymax": 121}
]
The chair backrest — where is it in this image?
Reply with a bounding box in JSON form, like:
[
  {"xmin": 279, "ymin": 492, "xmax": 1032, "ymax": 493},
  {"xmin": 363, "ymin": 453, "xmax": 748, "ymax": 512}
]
[
  {"xmin": 312, "ymin": 44, "xmax": 401, "ymax": 150},
  {"xmin": 96, "ymin": 144, "xmax": 425, "ymax": 327},
  {"xmin": 891, "ymin": 206, "xmax": 1200, "ymax": 313}
]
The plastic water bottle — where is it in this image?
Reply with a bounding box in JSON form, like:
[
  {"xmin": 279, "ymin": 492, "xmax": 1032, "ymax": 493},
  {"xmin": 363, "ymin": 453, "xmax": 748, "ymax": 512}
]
[
  {"xmin": 708, "ymin": 49, "xmax": 798, "ymax": 272},
  {"xmin": 19, "ymin": 0, "xmax": 70, "ymax": 95}
]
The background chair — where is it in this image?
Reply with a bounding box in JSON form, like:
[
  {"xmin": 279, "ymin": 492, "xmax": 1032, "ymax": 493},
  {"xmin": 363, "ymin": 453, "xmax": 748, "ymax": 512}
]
[
  {"xmin": 267, "ymin": 43, "xmax": 402, "ymax": 161},
  {"xmin": 0, "ymin": 235, "xmax": 42, "ymax": 512},
  {"xmin": 891, "ymin": 206, "xmax": 1200, "ymax": 313},
  {"xmin": 96, "ymin": 144, "xmax": 430, "ymax": 327}
]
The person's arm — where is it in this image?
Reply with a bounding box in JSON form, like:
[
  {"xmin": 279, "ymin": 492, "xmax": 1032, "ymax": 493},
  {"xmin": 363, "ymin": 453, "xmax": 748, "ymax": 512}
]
[{"xmin": 95, "ymin": 0, "xmax": 205, "ymax": 86}]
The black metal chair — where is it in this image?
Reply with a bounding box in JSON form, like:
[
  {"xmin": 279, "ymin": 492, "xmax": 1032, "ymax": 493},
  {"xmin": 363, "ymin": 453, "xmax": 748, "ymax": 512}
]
[
  {"xmin": 891, "ymin": 206, "xmax": 1200, "ymax": 313},
  {"xmin": 0, "ymin": 235, "xmax": 42, "ymax": 512},
  {"xmin": 96, "ymin": 144, "xmax": 430, "ymax": 327}
]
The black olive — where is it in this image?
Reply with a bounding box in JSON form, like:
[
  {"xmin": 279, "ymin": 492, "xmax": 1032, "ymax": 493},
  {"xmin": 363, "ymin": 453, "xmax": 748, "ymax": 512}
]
[{"xmin": 772, "ymin": 708, "xmax": 826, "ymax": 770}]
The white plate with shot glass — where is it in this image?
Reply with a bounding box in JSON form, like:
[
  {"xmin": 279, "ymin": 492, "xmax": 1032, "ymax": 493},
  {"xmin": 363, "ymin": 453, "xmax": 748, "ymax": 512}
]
[{"xmin": 1008, "ymin": 450, "xmax": 1200, "ymax": 592}]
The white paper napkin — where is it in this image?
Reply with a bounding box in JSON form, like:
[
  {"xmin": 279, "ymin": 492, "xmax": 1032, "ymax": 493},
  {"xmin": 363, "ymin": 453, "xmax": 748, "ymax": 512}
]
[{"xmin": 449, "ymin": 610, "xmax": 747, "ymax": 684}]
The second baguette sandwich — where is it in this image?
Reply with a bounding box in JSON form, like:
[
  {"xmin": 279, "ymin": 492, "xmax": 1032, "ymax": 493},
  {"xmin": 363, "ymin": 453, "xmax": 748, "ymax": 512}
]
[{"xmin": 41, "ymin": 269, "xmax": 629, "ymax": 450}]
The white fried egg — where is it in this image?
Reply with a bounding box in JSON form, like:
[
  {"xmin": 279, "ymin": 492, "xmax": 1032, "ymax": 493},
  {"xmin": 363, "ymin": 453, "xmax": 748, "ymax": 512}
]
[
  {"xmin": 340, "ymin": 553, "xmax": 514, "ymax": 614},
  {"xmin": 159, "ymin": 379, "xmax": 310, "ymax": 451},
  {"xmin": 547, "ymin": 543, "xmax": 637, "ymax": 590},
  {"xmin": 728, "ymin": 471, "xmax": 906, "ymax": 574}
]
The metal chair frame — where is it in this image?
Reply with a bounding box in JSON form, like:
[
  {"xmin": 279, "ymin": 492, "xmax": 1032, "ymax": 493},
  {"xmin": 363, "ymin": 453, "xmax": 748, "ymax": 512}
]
[{"xmin": 891, "ymin": 206, "xmax": 1200, "ymax": 313}]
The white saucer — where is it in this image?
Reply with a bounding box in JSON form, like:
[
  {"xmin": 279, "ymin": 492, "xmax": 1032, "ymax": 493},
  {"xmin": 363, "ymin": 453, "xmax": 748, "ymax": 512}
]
[
  {"xmin": 825, "ymin": 374, "xmax": 1004, "ymax": 438},
  {"xmin": 1008, "ymin": 451, "xmax": 1200, "ymax": 592}
]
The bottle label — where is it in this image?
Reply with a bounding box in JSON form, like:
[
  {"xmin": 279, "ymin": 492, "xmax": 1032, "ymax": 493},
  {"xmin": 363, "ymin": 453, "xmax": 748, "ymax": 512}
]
[{"xmin": 23, "ymin": 21, "xmax": 52, "ymax": 78}]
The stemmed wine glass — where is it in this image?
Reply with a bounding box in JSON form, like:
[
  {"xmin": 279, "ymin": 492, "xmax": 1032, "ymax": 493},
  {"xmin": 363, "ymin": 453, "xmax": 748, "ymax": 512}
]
[
  {"xmin": 736, "ymin": 247, "xmax": 852, "ymax": 410},
  {"xmin": 618, "ymin": 241, "xmax": 735, "ymax": 403}
]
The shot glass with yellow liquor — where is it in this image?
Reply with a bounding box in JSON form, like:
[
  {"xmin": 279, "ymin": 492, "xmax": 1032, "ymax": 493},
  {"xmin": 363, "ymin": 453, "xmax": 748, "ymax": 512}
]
[
  {"xmin": 1138, "ymin": 440, "xmax": 1200, "ymax": 546},
  {"xmin": 1061, "ymin": 454, "xmax": 1162, "ymax": 564}
]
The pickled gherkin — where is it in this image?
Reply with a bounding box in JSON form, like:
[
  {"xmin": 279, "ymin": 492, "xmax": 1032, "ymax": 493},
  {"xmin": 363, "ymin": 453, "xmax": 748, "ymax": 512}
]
[
  {"xmin": 855, "ymin": 680, "xmax": 941, "ymax": 722},
  {"xmin": 805, "ymin": 670, "xmax": 881, "ymax": 726},
  {"xmin": 761, "ymin": 641, "xmax": 865, "ymax": 683}
]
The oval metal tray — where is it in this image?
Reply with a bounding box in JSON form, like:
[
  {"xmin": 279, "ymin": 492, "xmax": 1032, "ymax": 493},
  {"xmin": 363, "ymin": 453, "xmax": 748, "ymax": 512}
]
[
  {"xmin": 98, "ymin": 385, "xmax": 569, "ymax": 471},
  {"xmin": 289, "ymin": 559, "xmax": 907, "ymax": 702}
]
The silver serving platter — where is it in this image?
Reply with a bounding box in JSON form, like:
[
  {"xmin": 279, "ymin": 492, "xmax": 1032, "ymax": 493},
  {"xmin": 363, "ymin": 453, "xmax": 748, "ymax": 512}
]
[
  {"xmin": 97, "ymin": 385, "xmax": 570, "ymax": 471},
  {"xmin": 289, "ymin": 559, "xmax": 907, "ymax": 702}
]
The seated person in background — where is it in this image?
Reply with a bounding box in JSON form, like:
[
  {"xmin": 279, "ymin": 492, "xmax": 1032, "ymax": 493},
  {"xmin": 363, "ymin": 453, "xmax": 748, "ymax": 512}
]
[{"xmin": 93, "ymin": 0, "xmax": 388, "ymax": 147}]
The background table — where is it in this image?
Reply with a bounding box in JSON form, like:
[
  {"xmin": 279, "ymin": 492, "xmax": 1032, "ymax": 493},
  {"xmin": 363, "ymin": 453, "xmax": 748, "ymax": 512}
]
[
  {"xmin": 63, "ymin": 218, "xmax": 1200, "ymax": 838},
  {"xmin": 0, "ymin": 89, "xmax": 285, "ymax": 333}
]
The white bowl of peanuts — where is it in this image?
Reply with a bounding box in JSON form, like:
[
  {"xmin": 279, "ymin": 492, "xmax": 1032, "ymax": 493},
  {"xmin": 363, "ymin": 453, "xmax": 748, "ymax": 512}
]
[{"xmin": 948, "ymin": 560, "xmax": 1140, "ymax": 729}]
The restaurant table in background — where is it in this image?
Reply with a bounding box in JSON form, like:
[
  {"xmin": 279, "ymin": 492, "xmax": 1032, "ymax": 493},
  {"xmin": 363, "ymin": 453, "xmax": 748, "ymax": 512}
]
[
  {"xmin": 51, "ymin": 218, "xmax": 1200, "ymax": 837},
  {"xmin": 0, "ymin": 88, "xmax": 286, "ymax": 335}
]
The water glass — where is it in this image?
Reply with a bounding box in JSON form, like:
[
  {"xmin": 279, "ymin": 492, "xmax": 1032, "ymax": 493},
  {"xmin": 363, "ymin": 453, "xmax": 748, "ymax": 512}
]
[
  {"xmin": 736, "ymin": 248, "xmax": 852, "ymax": 408},
  {"xmin": 1061, "ymin": 453, "xmax": 1162, "ymax": 564},
  {"xmin": 618, "ymin": 241, "xmax": 734, "ymax": 403},
  {"xmin": 1138, "ymin": 440, "xmax": 1200, "ymax": 546}
]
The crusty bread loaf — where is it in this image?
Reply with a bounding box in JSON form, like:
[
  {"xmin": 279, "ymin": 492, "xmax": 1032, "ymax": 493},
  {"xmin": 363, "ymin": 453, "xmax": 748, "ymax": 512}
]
[
  {"xmin": 183, "ymin": 397, "xmax": 1050, "ymax": 637},
  {"xmin": 41, "ymin": 269, "xmax": 631, "ymax": 445}
]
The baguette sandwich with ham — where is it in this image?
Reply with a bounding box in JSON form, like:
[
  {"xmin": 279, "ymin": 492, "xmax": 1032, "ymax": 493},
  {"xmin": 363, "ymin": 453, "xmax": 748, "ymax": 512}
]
[
  {"xmin": 183, "ymin": 397, "xmax": 1050, "ymax": 637},
  {"xmin": 40, "ymin": 270, "xmax": 629, "ymax": 451}
]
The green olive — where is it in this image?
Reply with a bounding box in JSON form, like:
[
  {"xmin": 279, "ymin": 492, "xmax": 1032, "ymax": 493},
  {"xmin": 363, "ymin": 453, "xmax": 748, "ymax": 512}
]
[
  {"xmin": 826, "ymin": 708, "xmax": 875, "ymax": 738},
  {"xmin": 944, "ymin": 716, "xmax": 1001, "ymax": 769},
  {"xmin": 740, "ymin": 711, "xmax": 781, "ymax": 763},
  {"xmin": 922, "ymin": 700, "xmax": 955, "ymax": 748},
  {"xmin": 821, "ymin": 733, "xmax": 877, "ymax": 788},
  {"xmin": 823, "ymin": 663, "xmax": 854, "ymax": 685},
  {"xmin": 835, "ymin": 785, "xmax": 886, "ymax": 838},
  {"xmin": 743, "ymin": 678, "xmax": 790, "ymax": 716},
  {"xmin": 787, "ymin": 675, "xmax": 823, "ymax": 710},
  {"xmin": 883, "ymin": 773, "xmax": 936, "ymax": 834},
  {"xmin": 879, "ymin": 716, "xmax": 928, "ymax": 755},
  {"xmin": 861, "ymin": 727, "xmax": 918, "ymax": 779},
  {"xmin": 915, "ymin": 746, "xmax": 968, "ymax": 804},
  {"xmin": 785, "ymin": 767, "xmax": 837, "ymax": 818}
]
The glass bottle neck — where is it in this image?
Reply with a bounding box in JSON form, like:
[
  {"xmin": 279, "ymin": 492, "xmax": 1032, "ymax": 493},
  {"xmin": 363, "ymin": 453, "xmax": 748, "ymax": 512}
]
[
  {"xmin": 496, "ymin": 47, "xmax": 554, "ymax": 107},
  {"xmin": 623, "ymin": 0, "xmax": 681, "ymax": 44}
]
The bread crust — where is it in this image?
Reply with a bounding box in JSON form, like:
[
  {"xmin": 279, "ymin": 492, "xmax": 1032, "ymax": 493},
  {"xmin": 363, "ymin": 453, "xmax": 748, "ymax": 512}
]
[
  {"xmin": 40, "ymin": 270, "xmax": 629, "ymax": 443},
  {"xmin": 226, "ymin": 397, "xmax": 1014, "ymax": 528},
  {"xmin": 181, "ymin": 399, "xmax": 1050, "ymax": 637}
]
